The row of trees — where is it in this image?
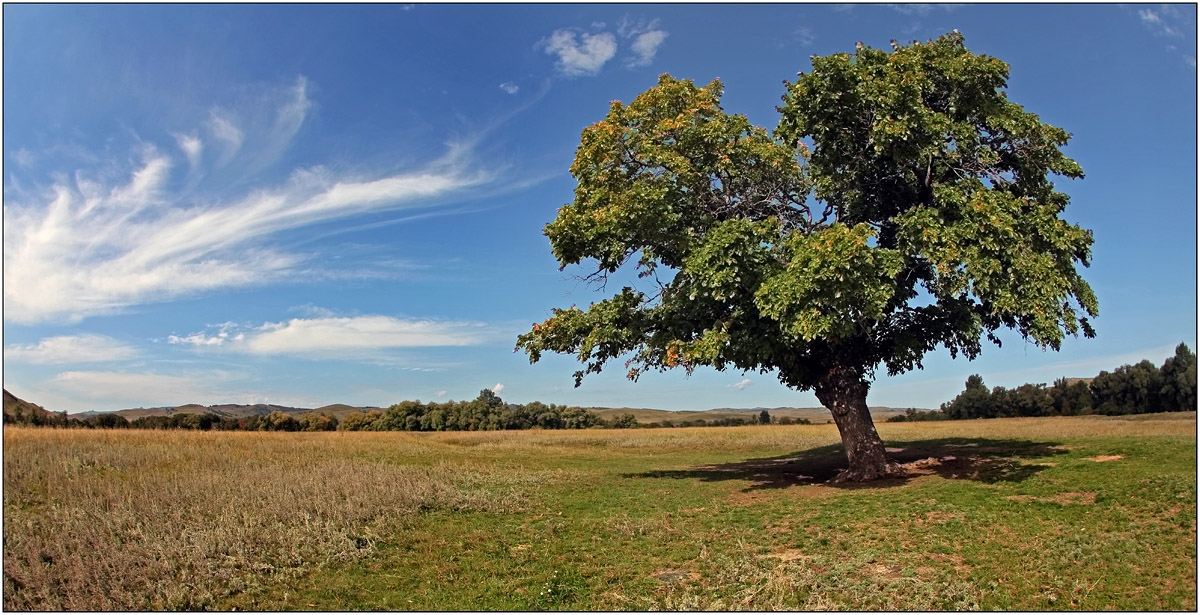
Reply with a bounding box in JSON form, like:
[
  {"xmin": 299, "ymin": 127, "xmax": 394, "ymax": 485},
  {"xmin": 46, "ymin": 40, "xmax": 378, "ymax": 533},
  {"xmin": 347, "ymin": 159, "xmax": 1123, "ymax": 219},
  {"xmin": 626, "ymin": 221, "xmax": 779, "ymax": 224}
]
[
  {"xmin": 924, "ymin": 343, "xmax": 1197, "ymax": 421},
  {"xmin": 6, "ymin": 390, "xmax": 831, "ymax": 432},
  {"xmin": 339, "ymin": 390, "xmax": 601, "ymax": 431},
  {"xmin": 1, "ymin": 409, "xmax": 344, "ymax": 431}
]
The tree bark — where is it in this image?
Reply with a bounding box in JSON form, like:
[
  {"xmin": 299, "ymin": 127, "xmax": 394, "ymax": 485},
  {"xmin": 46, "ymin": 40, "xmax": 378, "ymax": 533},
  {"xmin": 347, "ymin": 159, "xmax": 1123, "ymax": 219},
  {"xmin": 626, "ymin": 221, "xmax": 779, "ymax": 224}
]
[{"xmin": 814, "ymin": 367, "xmax": 905, "ymax": 482}]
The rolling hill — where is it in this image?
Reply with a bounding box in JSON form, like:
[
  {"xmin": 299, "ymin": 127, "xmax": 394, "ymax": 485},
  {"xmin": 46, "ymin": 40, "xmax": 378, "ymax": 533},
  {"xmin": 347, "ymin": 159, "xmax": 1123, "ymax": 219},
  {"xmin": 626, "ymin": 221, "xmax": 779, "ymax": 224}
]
[
  {"xmin": 9, "ymin": 389, "xmax": 924, "ymax": 425},
  {"xmin": 3, "ymin": 389, "xmax": 63, "ymax": 423}
]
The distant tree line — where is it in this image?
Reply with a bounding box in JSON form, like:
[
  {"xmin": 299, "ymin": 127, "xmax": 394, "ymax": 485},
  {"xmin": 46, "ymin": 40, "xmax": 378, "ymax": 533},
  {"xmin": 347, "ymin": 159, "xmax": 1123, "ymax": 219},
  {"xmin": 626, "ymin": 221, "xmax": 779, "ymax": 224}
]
[
  {"xmin": 337, "ymin": 390, "xmax": 601, "ymax": 431},
  {"xmin": 888, "ymin": 342, "xmax": 1197, "ymax": 422},
  {"xmin": 6, "ymin": 389, "xmax": 820, "ymax": 431},
  {"xmin": 2, "ymin": 407, "xmax": 342, "ymax": 431}
]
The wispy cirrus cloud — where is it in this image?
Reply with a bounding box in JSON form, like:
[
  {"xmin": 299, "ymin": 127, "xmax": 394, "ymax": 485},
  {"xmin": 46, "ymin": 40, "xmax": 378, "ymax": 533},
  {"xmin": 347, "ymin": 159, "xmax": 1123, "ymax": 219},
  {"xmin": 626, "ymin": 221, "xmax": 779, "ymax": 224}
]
[
  {"xmin": 3, "ymin": 77, "xmax": 494, "ymax": 325},
  {"xmin": 1136, "ymin": 4, "xmax": 1197, "ymax": 66},
  {"xmin": 4, "ymin": 334, "xmax": 139, "ymax": 365},
  {"xmin": 167, "ymin": 314, "xmax": 493, "ymax": 359},
  {"xmin": 618, "ymin": 17, "xmax": 669, "ymax": 68},
  {"xmin": 728, "ymin": 378, "xmax": 752, "ymax": 391},
  {"xmin": 884, "ymin": 4, "xmax": 962, "ymax": 17}
]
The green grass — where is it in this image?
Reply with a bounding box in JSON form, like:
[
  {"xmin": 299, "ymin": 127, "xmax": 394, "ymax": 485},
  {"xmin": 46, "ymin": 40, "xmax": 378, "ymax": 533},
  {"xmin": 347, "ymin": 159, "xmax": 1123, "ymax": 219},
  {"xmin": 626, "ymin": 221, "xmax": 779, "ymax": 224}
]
[{"xmin": 5, "ymin": 414, "xmax": 1195, "ymax": 610}]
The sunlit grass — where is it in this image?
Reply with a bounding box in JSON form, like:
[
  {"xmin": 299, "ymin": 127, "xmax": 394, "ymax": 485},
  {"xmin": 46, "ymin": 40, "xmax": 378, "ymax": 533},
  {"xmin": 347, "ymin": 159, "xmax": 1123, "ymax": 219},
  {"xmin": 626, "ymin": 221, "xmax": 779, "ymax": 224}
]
[{"xmin": 4, "ymin": 413, "xmax": 1195, "ymax": 610}]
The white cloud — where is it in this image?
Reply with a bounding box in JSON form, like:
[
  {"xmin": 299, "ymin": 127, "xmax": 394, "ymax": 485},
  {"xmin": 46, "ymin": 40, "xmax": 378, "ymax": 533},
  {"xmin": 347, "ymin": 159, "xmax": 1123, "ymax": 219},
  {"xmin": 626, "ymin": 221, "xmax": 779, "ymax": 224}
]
[
  {"xmin": 167, "ymin": 322, "xmax": 244, "ymax": 346},
  {"xmin": 435, "ymin": 390, "xmax": 447, "ymax": 398},
  {"xmin": 169, "ymin": 315, "xmax": 491, "ymax": 358},
  {"xmin": 884, "ymin": 3, "xmax": 962, "ymax": 17},
  {"xmin": 3, "ymin": 78, "xmax": 492, "ymax": 325},
  {"xmin": 627, "ymin": 30, "xmax": 668, "ymax": 67},
  {"xmin": 499, "ymin": 82, "xmax": 519, "ymax": 94},
  {"xmin": 728, "ymin": 378, "xmax": 753, "ymax": 391},
  {"xmin": 1135, "ymin": 5, "xmax": 1196, "ymax": 66},
  {"xmin": 1139, "ymin": 8, "xmax": 1179, "ymax": 36},
  {"xmin": 174, "ymin": 132, "xmax": 203, "ymax": 168},
  {"xmin": 206, "ymin": 109, "xmax": 244, "ymax": 163},
  {"xmin": 540, "ymin": 29, "xmax": 617, "ymax": 76},
  {"xmin": 492, "ymin": 382, "xmax": 505, "ymax": 394},
  {"xmin": 4, "ymin": 334, "xmax": 139, "ymax": 365},
  {"xmin": 793, "ymin": 26, "xmax": 816, "ymax": 47},
  {"xmin": 611, "ymin": 17, "xmax": 669, "ymax": 68}
]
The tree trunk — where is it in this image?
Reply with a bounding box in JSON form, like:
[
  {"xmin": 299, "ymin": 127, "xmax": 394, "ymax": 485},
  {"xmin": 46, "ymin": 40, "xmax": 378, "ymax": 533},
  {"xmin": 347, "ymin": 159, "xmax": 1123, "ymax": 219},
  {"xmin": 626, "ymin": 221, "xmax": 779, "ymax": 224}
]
[{"xmin": 814, "ymin": 367, "xmax": 905, "ymax": 482}]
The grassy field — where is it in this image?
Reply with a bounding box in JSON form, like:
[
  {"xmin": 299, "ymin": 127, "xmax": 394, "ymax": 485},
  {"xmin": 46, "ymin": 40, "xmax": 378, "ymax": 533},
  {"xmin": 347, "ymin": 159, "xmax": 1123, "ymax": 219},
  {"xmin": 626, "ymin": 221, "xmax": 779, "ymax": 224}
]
[{"xmin": 4, "ymin": 413, "xmax": 1195, "ymax": 610}]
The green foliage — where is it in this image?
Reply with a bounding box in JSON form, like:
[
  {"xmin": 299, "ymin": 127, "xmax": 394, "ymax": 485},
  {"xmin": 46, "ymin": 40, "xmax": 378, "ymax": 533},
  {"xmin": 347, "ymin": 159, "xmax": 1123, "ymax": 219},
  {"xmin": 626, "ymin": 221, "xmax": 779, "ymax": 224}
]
[
  {"xmin": 339, "ymin": 410, "xmax": 382, "ymax": 432},
  {"xmin": 606, "ymin": 413, "xmax": 639, "ymax": 429},
  {"xmin": 758, "ymin": 409, "xmax": 771, "ymax": 425},
  {"xmin": 299, "ymin": 413, "xmax": 339, "ymax": 432},
  {"xmin": 886, "ymin": 408, "xmax": 948, "ymax": 422},
  {"xmin": 517, "ymin": 32, "xmax": 1096, "ymax": 398},
  {"xmin": 939, "ymin": 343, "xmax": 1196, "ymax": 419},
  {"xmin": 337, "ymin": 391, "xmax": 600, "ymax": 432},
  {"xmin": 1158, "ymin": 343, "xmax": 1198, "ymax": 411}
]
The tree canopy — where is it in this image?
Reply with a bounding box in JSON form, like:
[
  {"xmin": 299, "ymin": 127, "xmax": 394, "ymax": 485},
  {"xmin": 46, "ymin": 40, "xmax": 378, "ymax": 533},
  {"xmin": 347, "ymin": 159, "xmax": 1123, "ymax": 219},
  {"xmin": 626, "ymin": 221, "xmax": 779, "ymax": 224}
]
[{"xmin": 517, "ymin": 32, "xmax": 1097, "ymax": 480}]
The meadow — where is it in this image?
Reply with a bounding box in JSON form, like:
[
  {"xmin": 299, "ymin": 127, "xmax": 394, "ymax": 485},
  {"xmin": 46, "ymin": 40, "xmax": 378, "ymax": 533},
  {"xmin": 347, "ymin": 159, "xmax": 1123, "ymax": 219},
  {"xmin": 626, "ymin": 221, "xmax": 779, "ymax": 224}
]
[{"xmin": 4, "ymin": 413, "xmax": 1195, "ymax": 610}]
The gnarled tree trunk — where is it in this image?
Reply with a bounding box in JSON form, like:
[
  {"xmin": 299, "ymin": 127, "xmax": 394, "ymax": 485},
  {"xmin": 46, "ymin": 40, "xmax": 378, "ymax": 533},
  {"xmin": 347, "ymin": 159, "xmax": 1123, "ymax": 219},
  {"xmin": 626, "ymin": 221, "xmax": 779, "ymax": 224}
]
[{"xmin": 814, "ymin": 367, "xmax": 905, "ymax": 482}]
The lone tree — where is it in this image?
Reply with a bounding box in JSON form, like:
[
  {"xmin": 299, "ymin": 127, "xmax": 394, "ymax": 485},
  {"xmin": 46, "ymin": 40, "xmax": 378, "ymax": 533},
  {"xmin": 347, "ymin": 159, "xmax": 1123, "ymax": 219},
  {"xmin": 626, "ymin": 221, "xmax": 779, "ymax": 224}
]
[{"xmin": 516, "ymin": 32, "xmax": 1097, "ymax": 481}]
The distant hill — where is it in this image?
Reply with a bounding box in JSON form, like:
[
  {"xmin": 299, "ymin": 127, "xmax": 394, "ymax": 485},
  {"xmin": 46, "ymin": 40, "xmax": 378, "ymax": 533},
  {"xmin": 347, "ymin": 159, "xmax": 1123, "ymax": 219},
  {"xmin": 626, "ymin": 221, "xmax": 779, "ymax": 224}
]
[
  {"xmin": 90, "ymin": 402, "xmax": 383, "ymax": 420},
  {"xmin": 312, "ymin": 404, "xmax": 385, "ymax": 418},
  {"xmin": 8, "ymin": 389, "xmax": 923, "ymax": 426},
  {"xmin": 103, "ymin": 403, "xmax": 922, "ymax": 424},
  {"xmin": 100, "ymin": 403, "xmax": 337, "ymax": 420},
  {"xmin": 3, "ymin": 389, "xmax": 63, "ymax": 423}
]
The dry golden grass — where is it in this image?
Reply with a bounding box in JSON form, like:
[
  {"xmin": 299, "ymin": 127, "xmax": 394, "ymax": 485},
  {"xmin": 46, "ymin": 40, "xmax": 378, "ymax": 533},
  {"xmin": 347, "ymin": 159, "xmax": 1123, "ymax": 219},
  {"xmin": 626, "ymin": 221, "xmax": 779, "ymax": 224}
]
[
  {"xmin": 4, "ymin": 412, "xmax": 1193, "ymax": 610},
  {"xmin": 2, "ymin": 428, "xmax": 558, "ymax": 610}
]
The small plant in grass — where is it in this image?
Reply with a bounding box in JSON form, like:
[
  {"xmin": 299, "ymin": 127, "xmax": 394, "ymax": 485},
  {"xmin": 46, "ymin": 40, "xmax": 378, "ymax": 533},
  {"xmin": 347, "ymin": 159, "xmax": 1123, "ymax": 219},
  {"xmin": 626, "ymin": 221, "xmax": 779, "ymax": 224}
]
[{"xmin": 533, "ymin": 569, "xmax": 585, "ymax": 609}]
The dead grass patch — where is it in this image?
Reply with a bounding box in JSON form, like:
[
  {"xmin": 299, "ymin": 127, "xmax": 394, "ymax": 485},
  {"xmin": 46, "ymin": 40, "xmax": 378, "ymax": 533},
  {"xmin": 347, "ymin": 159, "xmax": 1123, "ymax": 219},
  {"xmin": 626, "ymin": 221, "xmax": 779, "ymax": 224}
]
[
  {"xmin": 2, "ymin": 428, "xmax": 556, "ymax": 611},
  {"xmin": 759, "ymin": 548, "xmax": 810, "ymax": 563},
  {"xmin": 1089, "ymin": 455, "xmax": 1124, "ymax": 462}
]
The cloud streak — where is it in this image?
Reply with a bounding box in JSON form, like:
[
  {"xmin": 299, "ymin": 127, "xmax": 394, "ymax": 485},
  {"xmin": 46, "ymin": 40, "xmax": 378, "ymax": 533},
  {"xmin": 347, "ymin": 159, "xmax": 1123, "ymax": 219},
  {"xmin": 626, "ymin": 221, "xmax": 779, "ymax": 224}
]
[
  {"xmin": 4, "ymin": 334, "xmax": 139, "ymax": 365},
  {"xmin": 168, "ymin": 314, "xmax": 493, "ymax": 359},
  {"xmin": 3, "ymin": 78, "xmax": 493, "ymax": 324}
]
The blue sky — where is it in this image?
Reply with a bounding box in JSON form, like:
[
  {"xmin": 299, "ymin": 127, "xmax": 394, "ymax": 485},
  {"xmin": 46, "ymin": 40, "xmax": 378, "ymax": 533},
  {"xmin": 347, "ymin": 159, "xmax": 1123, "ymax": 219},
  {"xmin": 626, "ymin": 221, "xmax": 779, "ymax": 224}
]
[{"xmin": 3, "ymin": 3, "xmax": 1196, "ymax": 413}]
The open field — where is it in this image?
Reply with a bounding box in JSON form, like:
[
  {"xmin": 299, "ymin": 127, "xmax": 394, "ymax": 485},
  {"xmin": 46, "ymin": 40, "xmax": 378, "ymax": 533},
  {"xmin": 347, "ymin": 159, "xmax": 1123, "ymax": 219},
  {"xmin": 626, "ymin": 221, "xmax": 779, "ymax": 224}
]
[{"xmin": 4, "ymin": 413, "xmax": 1196, "ymax": 610}]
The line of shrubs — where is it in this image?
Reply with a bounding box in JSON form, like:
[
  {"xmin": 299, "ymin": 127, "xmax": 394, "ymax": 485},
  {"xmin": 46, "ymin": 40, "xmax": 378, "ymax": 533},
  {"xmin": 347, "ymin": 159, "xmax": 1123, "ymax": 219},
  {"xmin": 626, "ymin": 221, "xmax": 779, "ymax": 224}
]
[{"xmin": 888, "ymin": 342, "xmax": 1197, "ymax": 422}]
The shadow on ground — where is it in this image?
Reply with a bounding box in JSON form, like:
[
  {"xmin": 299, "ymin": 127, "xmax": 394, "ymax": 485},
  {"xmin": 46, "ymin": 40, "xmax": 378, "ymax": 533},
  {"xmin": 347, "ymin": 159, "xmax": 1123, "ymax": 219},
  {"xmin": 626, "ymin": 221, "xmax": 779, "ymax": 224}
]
[{"xmin": 626, "ymin": 437, "xmax": 1067, "ymax": 491}]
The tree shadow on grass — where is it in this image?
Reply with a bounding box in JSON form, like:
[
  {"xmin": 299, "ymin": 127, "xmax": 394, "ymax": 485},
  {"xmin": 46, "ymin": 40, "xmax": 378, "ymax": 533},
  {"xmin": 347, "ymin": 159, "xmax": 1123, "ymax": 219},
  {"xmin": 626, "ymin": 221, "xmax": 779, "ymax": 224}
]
[{"xmin": 625, "ymin": 437, "xmax": 1068, "ymax": 491}]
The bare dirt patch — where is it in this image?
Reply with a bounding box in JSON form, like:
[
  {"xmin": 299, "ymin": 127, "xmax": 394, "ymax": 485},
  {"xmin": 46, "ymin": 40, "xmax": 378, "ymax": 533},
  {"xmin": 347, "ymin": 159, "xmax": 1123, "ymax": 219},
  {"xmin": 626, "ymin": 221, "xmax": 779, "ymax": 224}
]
[
  {"xmin": 861, "ymin": 562, "xmax": 904, "ymax": 580},
  {"xmin": 759, "ymin": 548, "xmax": 810, "ymax": 563},
  {"xmin": 928, "ymin": 552, "xmax": 974, "ymax": 574},
  {"xmin": 902, "ymin": 456, "xmax": 962, "ymax": 475}
]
